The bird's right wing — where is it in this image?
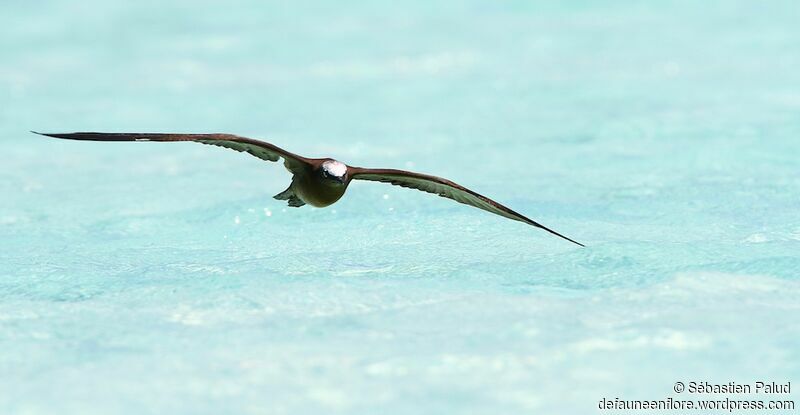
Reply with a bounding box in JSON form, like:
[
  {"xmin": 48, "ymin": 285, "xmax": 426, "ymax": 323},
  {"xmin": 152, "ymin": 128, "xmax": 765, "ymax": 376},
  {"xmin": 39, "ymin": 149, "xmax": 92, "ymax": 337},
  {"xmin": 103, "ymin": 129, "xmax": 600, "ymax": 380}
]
[
  {"xmin": 349, "ymin": 167, "xmax": 583, "ymax": 246},
  {"xmin": 34, "ymin": 132, "xmax": 310, "ymax": 173}
]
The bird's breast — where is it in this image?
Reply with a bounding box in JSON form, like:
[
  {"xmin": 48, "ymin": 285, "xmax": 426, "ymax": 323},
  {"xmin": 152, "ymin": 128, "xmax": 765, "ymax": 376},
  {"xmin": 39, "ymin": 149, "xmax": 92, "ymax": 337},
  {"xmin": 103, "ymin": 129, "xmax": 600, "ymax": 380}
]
[{"xmin": 294, "ymin": 175, "xmax": 348, "ymax": 207}]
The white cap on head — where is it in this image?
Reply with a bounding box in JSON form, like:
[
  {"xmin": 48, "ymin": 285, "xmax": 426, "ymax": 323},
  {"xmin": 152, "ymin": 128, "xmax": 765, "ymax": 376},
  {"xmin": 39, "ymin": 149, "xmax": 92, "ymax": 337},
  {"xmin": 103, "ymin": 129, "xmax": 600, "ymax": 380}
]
[{"xmin": 322, "ymin": 160, "xmax": 347, "ymax": 177}]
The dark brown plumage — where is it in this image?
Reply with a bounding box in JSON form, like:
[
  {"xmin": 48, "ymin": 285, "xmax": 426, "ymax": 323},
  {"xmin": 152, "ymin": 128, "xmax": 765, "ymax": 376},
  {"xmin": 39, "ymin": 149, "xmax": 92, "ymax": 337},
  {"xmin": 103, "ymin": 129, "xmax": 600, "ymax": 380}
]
[{"xmin": 34, "ymin": 131, "xmax": 584, "ymax": 246}]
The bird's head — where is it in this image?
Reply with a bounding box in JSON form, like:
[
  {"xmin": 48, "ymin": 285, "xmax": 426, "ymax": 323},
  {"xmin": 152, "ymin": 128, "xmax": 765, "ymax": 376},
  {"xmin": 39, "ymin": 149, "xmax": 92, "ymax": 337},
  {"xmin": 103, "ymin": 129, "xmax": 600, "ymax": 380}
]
[{"xmin": 318, "ymin": 159, "xmax": 348, "ymax": 186}]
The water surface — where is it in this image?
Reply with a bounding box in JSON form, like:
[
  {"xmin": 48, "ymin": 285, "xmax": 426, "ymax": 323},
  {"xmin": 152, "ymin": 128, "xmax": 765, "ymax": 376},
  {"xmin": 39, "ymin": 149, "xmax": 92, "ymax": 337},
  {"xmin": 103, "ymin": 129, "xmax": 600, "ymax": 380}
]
[{"xmin": 1, "ymin": 1, "xmax": 799, "ymax": 413}]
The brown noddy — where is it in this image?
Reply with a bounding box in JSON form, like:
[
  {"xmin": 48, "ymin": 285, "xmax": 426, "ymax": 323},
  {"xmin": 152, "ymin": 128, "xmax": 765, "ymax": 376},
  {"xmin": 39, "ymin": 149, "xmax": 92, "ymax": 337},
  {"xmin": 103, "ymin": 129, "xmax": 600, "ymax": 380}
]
[{"xmin": 34, "ymin": 132, "xmax": 584, "ymax": 246}]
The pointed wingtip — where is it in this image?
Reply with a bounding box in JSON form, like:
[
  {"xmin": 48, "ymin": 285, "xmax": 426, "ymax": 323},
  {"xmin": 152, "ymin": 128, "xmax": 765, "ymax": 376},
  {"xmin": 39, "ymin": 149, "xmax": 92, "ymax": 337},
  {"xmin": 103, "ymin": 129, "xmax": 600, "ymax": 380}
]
[
  {"xmin": 31, "ymin": 131, "xmax": 86, "ymax": 140},
  {"xmin": 554, "ymin": 231, "xmax": 585, "ymax": 247},
  {"xmin": 530, "ymin": 221, "xmax": 585, "ymax": 247}
]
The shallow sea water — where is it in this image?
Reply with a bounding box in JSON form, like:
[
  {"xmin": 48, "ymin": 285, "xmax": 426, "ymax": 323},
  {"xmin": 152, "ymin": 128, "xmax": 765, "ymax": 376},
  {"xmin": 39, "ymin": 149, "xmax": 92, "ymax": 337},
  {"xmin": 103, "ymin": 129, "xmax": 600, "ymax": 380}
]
[{"xmin": 1, "ymin": 1, "xmax": 799, "ymax": 414}]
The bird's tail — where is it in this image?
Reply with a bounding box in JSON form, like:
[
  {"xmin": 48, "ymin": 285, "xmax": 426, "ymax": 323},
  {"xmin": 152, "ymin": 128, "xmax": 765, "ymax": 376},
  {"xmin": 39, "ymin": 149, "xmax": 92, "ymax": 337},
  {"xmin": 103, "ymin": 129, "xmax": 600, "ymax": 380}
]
[
  {"xmin": 273, "ymin": 187, "xmax": 294, "ymax": 200},
  {"xmin": 273, "ymin": 186, "xmax": 305, "ymax": 207}
]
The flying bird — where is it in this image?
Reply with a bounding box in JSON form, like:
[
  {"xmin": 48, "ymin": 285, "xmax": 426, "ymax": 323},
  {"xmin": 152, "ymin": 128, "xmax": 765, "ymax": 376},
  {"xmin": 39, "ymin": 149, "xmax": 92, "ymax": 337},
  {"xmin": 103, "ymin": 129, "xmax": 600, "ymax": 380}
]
[{"xmin": 34, "ymin": 132, "xmax": 583, "ymax": 246}]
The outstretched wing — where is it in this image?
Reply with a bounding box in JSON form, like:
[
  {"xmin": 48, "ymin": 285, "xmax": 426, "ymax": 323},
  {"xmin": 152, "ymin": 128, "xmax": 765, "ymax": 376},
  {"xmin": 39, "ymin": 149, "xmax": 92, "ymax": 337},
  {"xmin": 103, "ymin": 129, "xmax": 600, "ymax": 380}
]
[
  {"xmin": 349, "ymin": 167, "xmax": 583, "ymax": 246},
  {"xmin": 34, "ymin": 132, "xmax": 310, "ymax": 173}
]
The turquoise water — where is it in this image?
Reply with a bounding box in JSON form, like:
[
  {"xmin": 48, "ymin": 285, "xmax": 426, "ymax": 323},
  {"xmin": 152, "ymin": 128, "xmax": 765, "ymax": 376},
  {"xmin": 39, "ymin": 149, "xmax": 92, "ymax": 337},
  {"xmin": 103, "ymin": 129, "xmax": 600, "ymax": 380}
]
[{"xmin": 2, "ymin": 1, "xmax": 799, "ymax": 413}]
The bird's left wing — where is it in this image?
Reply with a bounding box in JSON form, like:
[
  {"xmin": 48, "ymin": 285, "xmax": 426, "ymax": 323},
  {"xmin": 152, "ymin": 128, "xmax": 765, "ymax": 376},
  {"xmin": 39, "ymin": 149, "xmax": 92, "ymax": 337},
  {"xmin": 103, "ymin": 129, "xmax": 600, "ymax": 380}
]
[
  {"xmin": 349, "ymin": 167, "xmax": 584, "ymax": 246},
  {"xmin": 34, "ymin": 132, "xmax": 310, "ymax": 173}
]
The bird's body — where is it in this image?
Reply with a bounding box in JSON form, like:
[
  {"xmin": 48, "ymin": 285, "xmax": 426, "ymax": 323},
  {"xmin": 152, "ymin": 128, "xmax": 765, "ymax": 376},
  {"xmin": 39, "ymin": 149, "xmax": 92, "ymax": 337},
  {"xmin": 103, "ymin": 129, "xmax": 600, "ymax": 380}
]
[
  {"xmin": 280, "ymin": 159, "xmax": 349, "ymax": 208},
  {"xmin": 34, "ymin": 131, "xmax": 584, "ymax": 246}
]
